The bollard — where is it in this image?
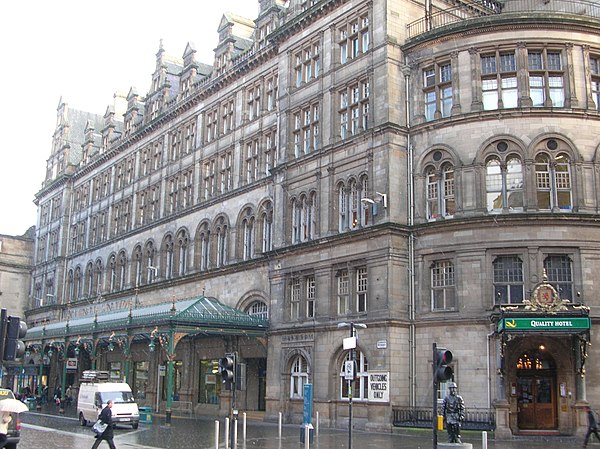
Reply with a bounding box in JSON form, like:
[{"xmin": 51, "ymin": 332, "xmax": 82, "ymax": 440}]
[
  {"xmin": 225, "ymin": 417, "xmax": 230, "ymax": 449},
  {"xmin": 305, "ymin": 424, "xmax": 310, "ymax": 449},
  {"xmin": 482, "ymin": 430, "xmax": 488, "ymax": 449},
  {"xmin": 316, "ymin": 411, "xmax": 319, "ymax": 437},
  {"xmin": 234, "ymin": 416, "xmax": 238, "ymax": 449},
  {"xmin": 279, "ymin": 412, "xmax": 282, "ymax": 439},
  {"xmin": 215, "ymin": 420, "xmax": 219, "ymax": 449},
  {"xmin": 243, "ymin": 412, "xmax": 247, "ymax": 442}
]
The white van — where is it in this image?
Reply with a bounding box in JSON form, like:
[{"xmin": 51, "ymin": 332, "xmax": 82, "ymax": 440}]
[{"xmin": 77, "ymin": 371, "xmax": 139, "ymax": 429}]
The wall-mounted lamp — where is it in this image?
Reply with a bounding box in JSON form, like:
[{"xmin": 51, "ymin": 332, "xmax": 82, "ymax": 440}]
[{"xmin": 361, "ymin": 192, "xmax": 387, "ymax": 216}]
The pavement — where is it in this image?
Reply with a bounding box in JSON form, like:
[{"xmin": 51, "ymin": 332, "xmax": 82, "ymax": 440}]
[{"xmin": 21, "ymin": 402, "xmax": 589, "ymax": 449}]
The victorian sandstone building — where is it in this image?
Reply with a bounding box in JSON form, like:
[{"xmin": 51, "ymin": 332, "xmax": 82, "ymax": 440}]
[{"xmin": 23, "ymin": 0, "xmax": 600, "ymax": 436}]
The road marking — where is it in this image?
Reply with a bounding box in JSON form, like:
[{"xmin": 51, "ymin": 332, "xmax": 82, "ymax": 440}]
[{"xmin": 21, "ymin": 423, "xmax": 162, "ymax": 448}]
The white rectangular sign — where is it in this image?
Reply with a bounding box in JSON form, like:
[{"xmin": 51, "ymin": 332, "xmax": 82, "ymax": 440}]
[
  {"xmin": 344, "ymin": 361, "xmax": 355, "ymax": 380},
  {"xmin": 368, "ymin": 371, "xmax": 389, "ymax": 402}
]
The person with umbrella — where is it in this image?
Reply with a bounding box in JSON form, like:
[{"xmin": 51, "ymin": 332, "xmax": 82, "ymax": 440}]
[
  {"xmin": 0, "ymin": 411, "xmax": 11, "ymax": 448},
  {"xmin": 0, "ymin": 397, "xmax": 27, "ymax": 448},
  {"xmin": 92, "ymin": 399, "xmax": 116, "ymax": 449}
]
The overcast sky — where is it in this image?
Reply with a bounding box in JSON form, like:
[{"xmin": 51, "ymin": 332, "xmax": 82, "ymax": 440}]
[{"xmin": 0, "ymin": 1, "xmax": 258, "ymax": 236}]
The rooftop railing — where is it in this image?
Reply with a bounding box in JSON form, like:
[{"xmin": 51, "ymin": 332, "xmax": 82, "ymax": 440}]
[{"xmin": 407, "ymin": 0, "xmax": 600, "ymax": 39}]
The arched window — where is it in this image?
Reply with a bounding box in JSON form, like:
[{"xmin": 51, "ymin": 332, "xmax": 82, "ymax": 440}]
[
  {"xmin": 85, "ymin": 262, "xmax": 94, "ymax": 297},
  {"xmin": 133, "ymin": 245, "xmax": 142, "ymax": 288},
  {"xmin": 117, "ymin": 251, "xmax": 127, "ymax": 290},
  {"xmin": 535, "ymin": 150, "xmax": 572, "ymax": 211},
  {"xmin": 145, "ymin": 241, "xmax": 156, "ymax": 284},
  {"xmin": 427, "ymin": 164, "xmax": 455, "ymax": 220},
  {"xmin": 94, "ymin": 259, "xmax": 103, "ymax": 296},
  {"xmin": 290, "ymin": 355, "xmax": 309, "ymax": 399},
  {"xmin": 260, "ymin": 202, "xmax": 273, "ymax": 253},
  {"xmin": 486, "ymin": 156, "xmax": 523, "ymax": 213},
  {"xmin": 164, "ymin": 236, "xmax": 174, "ymax": 280},
  {"xmin": 215, "ymin": 218, "xmax": 228, "ymax": 267},
  {"xmin": 198, "ymin": 223, "xmax": 210, "ymax": 271},
  {"xmin": 108, "ymin": 255, "xmax": 117, "ymax": 292},
  {"xmin": 340, "ymin": 349, "xmax": 368, "ymax": 400},
  {"xmin": 175, "ymin": 230, "xmax": 189, "ymax": 276},
  {"xmin": 338, "ymin": 183, "xmax": 348, "ymax": 232},
  {"xmin": 239, "ymin": 207, "xmax": 255, "ymax": 261},
  {"xmin": 246, "ymin": 301, "xmax": 268, "ymax": 320},
  {"xmin": 67, "ymin": 270, "xmax": 74, "ymax": 302},
  {"xmin": 74, "ymin": 267, "xmax": 82, "ymax": 300}
]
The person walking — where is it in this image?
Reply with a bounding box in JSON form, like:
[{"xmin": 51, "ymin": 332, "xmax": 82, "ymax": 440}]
[
  {"xmin": 92, "ymin": 400, "xmax": 116, "ymax": 449},
  {"xmin": 584, "ymin": 405, "xmax": 600, "ymax": 448}
]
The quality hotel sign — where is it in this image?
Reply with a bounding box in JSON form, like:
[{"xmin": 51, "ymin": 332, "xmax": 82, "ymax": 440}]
[{"xmin": 498, "ymin": 317, "xmax": 590, "ymax": 332}]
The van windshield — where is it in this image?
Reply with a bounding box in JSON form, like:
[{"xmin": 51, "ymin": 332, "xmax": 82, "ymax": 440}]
[{"xmin": 100, "ymin": 391, "xmax": 135, "ymax": 404}]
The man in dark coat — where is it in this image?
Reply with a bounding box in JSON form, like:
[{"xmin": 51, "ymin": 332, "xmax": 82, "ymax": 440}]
[
  {"xmin": 92, "ymin": 399, "xmax": 116, "ymax": 449},
  {"xmin": 583, "ymin": 405, "xmax": 600, "ymax": 448}
]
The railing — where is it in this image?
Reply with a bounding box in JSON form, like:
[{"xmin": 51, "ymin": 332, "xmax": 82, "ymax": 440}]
[
  {"xmin": 407, "ymin": 0, "xmax": 600, "ymax": 39},
  {"xmin": 393, "ymin": 407, "xmax": 496, "ymax": 431}
]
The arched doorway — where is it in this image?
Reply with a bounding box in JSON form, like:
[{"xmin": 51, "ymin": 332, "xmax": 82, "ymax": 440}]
[{"xmin": 516, "ymin": 349, "xmax": 557, "ymax": 430}]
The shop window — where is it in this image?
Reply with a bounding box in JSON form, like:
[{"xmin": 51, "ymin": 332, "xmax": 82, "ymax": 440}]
[
  {"xmin": 133, "ymin": 361, "xmax": 149, "ymax": 401},
  {"xmin": 198, "ymin": 360, "xmax": 221, "ymax": 404}
]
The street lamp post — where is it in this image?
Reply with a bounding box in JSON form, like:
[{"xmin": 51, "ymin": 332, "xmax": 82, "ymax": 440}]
[{"xmin": 338, "ymin": 322, "xmax": 367, "ymax": 449}]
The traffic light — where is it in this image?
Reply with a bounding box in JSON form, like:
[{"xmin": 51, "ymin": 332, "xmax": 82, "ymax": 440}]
[
  {"xmin": 4, "ymin": 316, "xmax": 27, "ymax": 361},
  {"xmin": 219, "ymin": 353, "xmax": 236, "ymax": 385},
  {"xmin": 434, "ymin": 347, "xmax": 453, "ymax": 382}
]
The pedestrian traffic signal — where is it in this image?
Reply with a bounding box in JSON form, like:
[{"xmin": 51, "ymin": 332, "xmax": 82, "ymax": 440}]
[
  {"xmin": 4, "ymin": 316, "xmax": 27, "ymax": 361},
  {"xmin": 219, "ymin": 353, "xmax": 236, "ymax": 385},
  {"xmin": 434, "ymin": 348, "xmax": 453, "ymax": 382}
]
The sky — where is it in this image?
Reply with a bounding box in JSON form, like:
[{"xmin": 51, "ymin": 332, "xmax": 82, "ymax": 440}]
[{"xmin": 0, "ymin": 0, "xmax": 258, "ymax": 236}]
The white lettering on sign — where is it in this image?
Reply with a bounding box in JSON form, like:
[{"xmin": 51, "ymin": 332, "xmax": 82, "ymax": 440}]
[
  {"xmin": 530, "ymin": 320, "xmax": 573, "ymax": 328},
  {"xmin": 368, "ymin": 372, "xmax": 389, "ymax": 403}
]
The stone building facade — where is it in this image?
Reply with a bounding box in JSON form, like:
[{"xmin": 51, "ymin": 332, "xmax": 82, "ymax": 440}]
[
  {"xmin": 23, "ymin": 0, "xmax": 600, "ymax": 436},
  {"xmin": 0, "ymin": 231, "xmax": 33, "ymax": 317}
]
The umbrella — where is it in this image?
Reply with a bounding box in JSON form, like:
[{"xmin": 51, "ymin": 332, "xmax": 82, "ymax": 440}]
[{"xmin": 0, "ymin": 398, "xmax": 28, "ymax": 413}]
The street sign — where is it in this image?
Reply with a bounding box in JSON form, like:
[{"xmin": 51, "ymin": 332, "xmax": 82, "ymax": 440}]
[
  {"xmin": 368, "ymin": 372, "xmax": 389, "ymax": 402},
  {"xmin": 498, "ymin": 317, "xmax": 590, "ymax": 332},
  {"xmin": 344, "ymin": 361, "xmax": 355, "ymax": 380},
  {"xmin": 303, "ymin": 383, "xmax": 313, "ymax": 425}
]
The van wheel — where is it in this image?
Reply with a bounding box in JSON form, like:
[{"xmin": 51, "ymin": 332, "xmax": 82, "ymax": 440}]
[
  {"xmin": 5, "ymin": 443, "xmax": 16, "ymax": 449},
  {"xmin": 132, "ymin": 422, "xmax": 139, "ymax": 430},
  {"xmin": 79, "ymin": 413, "xmax": 87, "ymax": 426}
]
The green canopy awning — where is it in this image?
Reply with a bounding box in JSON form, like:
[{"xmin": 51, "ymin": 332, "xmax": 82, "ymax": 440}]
[{"xmin": 26, "ymin": 295, "xmax": 269, "ymax": 342}]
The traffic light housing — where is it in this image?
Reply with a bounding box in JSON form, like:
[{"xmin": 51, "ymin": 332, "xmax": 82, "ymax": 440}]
[
  {"xmin": 219, "ymin": 353, "xmax": 236, "ymax": 385},
  {"xmin": 4, "ymin": 316, "xmax": 27, "ymax": 361},
  {"xmin": 434, "ymin": 347, "xmax": 453, "ymax": 382}
]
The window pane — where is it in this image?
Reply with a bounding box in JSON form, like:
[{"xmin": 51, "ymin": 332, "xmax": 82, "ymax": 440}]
[
  {"xmin": 500, "ymin": 53, "xmax": 516, "ymax": 72},
  {"xmin": 481, "ymin": 56, "xmax": 496, "ymax": 74}
]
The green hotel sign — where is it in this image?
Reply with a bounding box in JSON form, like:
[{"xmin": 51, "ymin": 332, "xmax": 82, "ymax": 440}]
[{"xmin": 498, "ymin": 317, "xmax": 590, "ymax": 332}]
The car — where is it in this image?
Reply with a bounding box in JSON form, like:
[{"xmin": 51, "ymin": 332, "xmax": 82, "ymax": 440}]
[{"xmin": 0, "ymin": 388, "xmax": 21, "ymax": 449}]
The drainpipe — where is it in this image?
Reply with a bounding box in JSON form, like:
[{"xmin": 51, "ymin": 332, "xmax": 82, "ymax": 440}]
[
  {"xmin": 486, "ymin": 331, "xmax": 496, "ymax": 409},
  {"xmin": 404, "ymin": 59, "xmax": 417, "ymax": 408}
]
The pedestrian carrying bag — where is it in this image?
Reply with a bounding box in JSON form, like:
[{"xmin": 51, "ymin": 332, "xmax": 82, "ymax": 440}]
[{"xmin": 92, "ymin": 419, "xmax": 108, "ymax": 435}]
